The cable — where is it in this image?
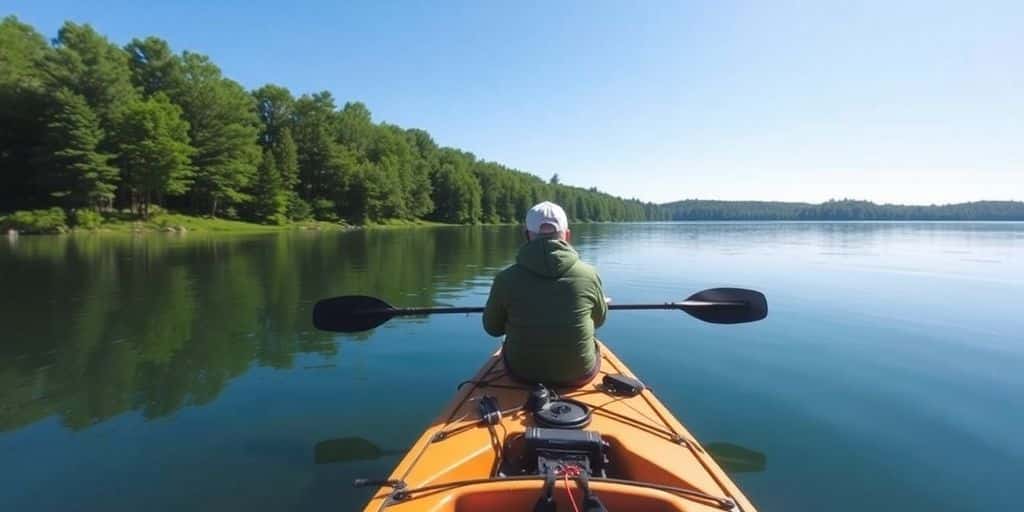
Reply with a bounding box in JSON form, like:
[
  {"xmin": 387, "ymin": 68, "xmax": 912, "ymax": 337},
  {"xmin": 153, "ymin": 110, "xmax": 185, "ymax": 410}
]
[
  {"xmin": 557, "ymin": 465, "xmax": 583, "ymax": 512},
  {"xmin": 563, "ymin": 471, "xmax": 580, "ymax": 512}
]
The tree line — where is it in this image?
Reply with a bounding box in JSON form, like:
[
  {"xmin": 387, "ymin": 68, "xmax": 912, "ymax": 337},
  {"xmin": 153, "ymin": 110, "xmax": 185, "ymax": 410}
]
[
  {"xmin": 664, "ymin": 199, "xmax": 1024, "ymax": 221},
  {"xmin": 0, "ymin": 16, "xmax": 661, "ymax": 226}
]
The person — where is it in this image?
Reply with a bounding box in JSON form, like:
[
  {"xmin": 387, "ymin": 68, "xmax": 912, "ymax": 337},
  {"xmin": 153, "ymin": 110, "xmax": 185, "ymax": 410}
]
[{"xmin": 483, "ymin": 201, "xmax": 607, "ymax": 386}]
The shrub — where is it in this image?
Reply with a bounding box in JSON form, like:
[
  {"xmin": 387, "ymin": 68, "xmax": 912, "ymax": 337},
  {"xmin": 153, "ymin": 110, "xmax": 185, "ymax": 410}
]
[
  {"xmin": 1, "ymin": 208, "xmax": 68, "ymax": 234},
  {"xmin": 72, "ymin": 209, "xmax": 104, "ymax": 229},
  {"xmin": 312, "ymin": 199, "xmax": 339, "ymax": 222},
  {"xmin": 266, "ymin": 213, "xmax": 289, "ymax": 225},
  {"xmin": 287, "ymin": 197, "xmax": 313, "ymax": 221},
  {"xmin": 151, "ymin": 214, "xmax": 176, "ymax": 229}
]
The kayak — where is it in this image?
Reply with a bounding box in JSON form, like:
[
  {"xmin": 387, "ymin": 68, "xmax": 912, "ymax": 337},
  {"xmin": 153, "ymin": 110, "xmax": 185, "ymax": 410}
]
[
  {"xmin": 313, "ymin": 288, "xmax": 767, "ymax": 510},
  {"xmin": 357, "ymin": 341, "xmax": 756, "ymax": 511}
]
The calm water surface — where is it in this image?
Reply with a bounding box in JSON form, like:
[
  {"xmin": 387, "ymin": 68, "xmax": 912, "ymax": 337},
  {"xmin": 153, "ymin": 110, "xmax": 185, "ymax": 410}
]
[{"xmin": 1, "ymin": 223, "xmax": 1022, "ymax": 511}]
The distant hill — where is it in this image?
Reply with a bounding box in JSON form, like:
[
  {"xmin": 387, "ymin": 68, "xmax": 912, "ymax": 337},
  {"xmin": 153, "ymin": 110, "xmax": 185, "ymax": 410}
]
[{"xmin": 660, "ymin": 199, "xmax": 1024, "ymax": 221}]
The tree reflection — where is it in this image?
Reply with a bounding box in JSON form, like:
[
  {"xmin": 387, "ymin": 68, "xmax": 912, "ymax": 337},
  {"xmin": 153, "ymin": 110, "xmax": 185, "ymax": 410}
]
[{"xmin": 0, "ymin": 226, "xmax": 521, "ymax": 431}]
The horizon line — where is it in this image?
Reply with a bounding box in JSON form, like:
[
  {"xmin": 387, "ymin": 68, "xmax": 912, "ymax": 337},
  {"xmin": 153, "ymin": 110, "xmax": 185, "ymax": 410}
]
[{"xmin": 656, "ymin": 197, "xmax": 1023, "ymax": 207}]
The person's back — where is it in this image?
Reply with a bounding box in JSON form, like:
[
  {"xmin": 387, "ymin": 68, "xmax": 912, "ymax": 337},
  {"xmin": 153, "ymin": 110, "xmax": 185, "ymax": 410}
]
[{"xmin": 483, "ymin": 202, "xmax": 607, "ymax": 385}]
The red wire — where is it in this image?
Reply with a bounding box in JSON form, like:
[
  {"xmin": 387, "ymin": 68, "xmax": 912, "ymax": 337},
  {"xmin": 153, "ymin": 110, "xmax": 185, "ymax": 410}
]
[
  {"xmin": 562, "ymin": 471, "xmax": 580, "ymax": 512},
  {"xmin": 559, "ymin": 466, "xmax": 582, "ymax": 512}
]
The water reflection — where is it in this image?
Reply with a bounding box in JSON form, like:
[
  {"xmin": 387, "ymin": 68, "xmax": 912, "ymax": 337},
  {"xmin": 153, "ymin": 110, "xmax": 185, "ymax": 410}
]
[{"xmin": 0, "ymin": 227, "xmax": 523, "ymax": 432}]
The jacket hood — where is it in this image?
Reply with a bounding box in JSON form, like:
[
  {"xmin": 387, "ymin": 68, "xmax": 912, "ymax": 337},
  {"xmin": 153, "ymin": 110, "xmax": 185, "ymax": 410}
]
[{"xmin": 516, "ymin": 237, "xmax": 579, "ymax": 278}]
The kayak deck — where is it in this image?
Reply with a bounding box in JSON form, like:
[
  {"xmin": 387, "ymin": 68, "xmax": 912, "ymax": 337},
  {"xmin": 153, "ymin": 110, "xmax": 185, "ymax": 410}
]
[{"xmin": 363, "ymin": 342, "xmax": 755, "ymax": 511}]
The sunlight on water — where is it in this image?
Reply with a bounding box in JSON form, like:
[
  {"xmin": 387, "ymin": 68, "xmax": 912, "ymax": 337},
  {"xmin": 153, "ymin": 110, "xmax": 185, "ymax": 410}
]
[{"xmin": 1, "ymin": 222, "xmax": 1021, "ymax": 511}]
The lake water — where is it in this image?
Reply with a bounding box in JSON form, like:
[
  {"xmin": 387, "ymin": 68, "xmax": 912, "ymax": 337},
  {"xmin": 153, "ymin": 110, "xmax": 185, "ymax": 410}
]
[{"xmin": 1, "ymin": 222, "xmax": 1022, "ymax": 511}]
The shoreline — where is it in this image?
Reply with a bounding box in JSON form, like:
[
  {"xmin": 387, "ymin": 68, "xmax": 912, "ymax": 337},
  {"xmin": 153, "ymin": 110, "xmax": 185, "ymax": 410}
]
[
  {"xmin": 4, "ymin": 213, "xmax": 1023, "ymax": 237},
  {"xmin": 0, "ymin": 212, "xmax": 509, "ymax": 236}
]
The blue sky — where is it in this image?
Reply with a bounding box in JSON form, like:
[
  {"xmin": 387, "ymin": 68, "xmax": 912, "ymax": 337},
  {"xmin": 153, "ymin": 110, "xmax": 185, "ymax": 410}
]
[{"xmin": 8, "ymin": 1, "xmax": 1022, "ymax": 204}]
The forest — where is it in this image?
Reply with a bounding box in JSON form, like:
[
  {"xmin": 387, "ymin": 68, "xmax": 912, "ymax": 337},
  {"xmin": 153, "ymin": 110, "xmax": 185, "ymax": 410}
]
[
  {"xmin": 663, "ymin": 199, "xmax": 1024, "ymax": 221},
  {"xmin": 0, "ymin": 16, "xmax": 664, "ymax": 229},
  {"xmin": 3, "ymin": 17, "xmax": 1020, "ymax": 231}
]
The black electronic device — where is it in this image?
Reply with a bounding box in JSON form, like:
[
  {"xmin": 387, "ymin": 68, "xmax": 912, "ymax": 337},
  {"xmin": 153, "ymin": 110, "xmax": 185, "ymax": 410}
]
[
  {"xmin": 525, "ymin": 384, "xmax": 551, "ymax": 412},
  {"xmin": 478, "ymin": 395, "xmax": 501, "ymax": 425},
  {"xmin": 602, "ymin": 373, "xmax": 645, "ymax": 397},
  {"xmin": 523, "ymin": 427, "xmax": 608, "ymax": 476}
]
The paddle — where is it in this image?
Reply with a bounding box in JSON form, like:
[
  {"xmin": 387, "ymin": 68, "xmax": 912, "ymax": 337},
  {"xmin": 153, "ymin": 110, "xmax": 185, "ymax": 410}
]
[
  {"xmin": 314, "ymin": 437, "xmax": 402, "ymax": 464},
  {"xmin": 312, "ymin": 287, "xmax": 767, "ymax": 333},
  {"xmin": 705, "ymin": 442, "xmax": 767, "ymax": 473}
]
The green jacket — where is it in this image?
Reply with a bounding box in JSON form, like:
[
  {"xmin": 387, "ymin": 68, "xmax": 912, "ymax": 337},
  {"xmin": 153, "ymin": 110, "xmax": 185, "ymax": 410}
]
[{"xmin": 483, "ymin": 236, "xmax": 607, "ymax": 384}]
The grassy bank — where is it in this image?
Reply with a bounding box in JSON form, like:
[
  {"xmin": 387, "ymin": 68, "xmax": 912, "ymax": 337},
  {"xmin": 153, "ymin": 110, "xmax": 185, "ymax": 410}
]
[
  {"xmin": 97, "ymin": 213, "xmax": 348, "ymax": 233},
  {"xmin": 363, "ymin": 218, "xmax": 450, "ymax": 229},
  {"xmin": 1, "ymin": 209, "xmax": 351, "ymax": 234},
  {"xmin": 2, "ymin": 209, "xmax": 531, "ymax": 235}
]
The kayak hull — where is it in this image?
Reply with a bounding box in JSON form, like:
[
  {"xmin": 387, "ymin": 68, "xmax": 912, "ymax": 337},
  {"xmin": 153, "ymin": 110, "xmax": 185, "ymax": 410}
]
[{"xmin": 361, "ymin": 342, "xmax": 756, "ymax": 511}]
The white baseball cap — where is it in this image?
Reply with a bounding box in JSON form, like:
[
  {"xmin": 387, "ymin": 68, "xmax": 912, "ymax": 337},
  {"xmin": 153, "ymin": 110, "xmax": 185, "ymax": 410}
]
[{"xmin": 525, "ymin": 201, "xmax": 569, "ymax": 234}]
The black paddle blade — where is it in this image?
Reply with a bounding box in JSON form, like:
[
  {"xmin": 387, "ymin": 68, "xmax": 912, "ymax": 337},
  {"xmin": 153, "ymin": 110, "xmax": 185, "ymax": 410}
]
[
  {"xmin": 314, "ymin": 437, "xmax": 386, "ymax": 464},
  {"xmin": 706, "ymin": 442, "xmax": 767, "ymax": 473},
  {"xmin": 683, "ymin": 288, "xmax": 768, "ymax": 324},
  {"xmin": 313, "ymin": 295, "xmax": 394, "ymax": 332}
]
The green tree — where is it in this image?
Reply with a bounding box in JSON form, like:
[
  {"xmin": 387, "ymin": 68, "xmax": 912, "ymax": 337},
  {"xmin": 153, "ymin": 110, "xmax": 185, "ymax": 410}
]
[
  {"xmin": 0, "ymin": 16, "xmax": 52, "ymax": 209},
  {"xmin": 249, "ymin": 149, "xmax": 288, "ymax": 224},
  {"xmin": 0, "ymin": 16, "xmax": 48, "ymax": 86},
  {"xmin": 292, "ymin": 92, "xmax": 347, "ymax": 214},
  {"xmin": 430, "ymin": 149, "xmax": 482, "ymax": 224},
  {"xmin": 0, "ymin": 17, "xmax": 673, "ymax": 223},
  {"xmin": 362, "ymin": 124, "xmax": 416, "ymax": 219},
  {"xmin": 336, "ymin": 101, "xmax": 374, "ymax": 153},
  {"xmin": 252, "ymin": 85, "xmax": 303, "ymax": 220},
  {"xmin": 124, "ymin": 36, "xmax": 182, "ymax": 97},
  {"xmin": 111, "ymin": 95, "xmax": 194, "ymax": 217},
  {"xmin": 173, "ymin": 52, "xmax": 260, "ymax": 217},
  {"xmin": 252, "ymin": 84, "xmax": 295, "ymax": 148},
  {"xmin": 42, "ymin": 22, "xmax": 137, "ymax": 125},
  {"xmin": 40, "ymin": 89, "xmax": 118, "ymax": 209},
  {"xmin": 404, "ymin": 128, "xmax": 437, "ymax": 217},
  {"xmin": 274, "ymin": 127, "xmax": 300, "ymax": 191}
]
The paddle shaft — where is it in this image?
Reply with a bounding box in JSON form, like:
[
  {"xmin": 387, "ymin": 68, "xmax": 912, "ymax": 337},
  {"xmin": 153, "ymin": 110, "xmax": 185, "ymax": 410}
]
[
  {"xmin": 312, "ymin": 288, "xmax": 766, "ymax": 331},
  {"xmin": 369, "ymin": 300, "xmax": 748, "ymax": 318}
]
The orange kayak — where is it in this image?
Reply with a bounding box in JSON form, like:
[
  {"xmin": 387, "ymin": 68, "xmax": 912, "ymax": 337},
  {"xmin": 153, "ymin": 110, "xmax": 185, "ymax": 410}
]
[{"xmin": 358, "ymin": 341, "xmax": 756, "ymax": 511}]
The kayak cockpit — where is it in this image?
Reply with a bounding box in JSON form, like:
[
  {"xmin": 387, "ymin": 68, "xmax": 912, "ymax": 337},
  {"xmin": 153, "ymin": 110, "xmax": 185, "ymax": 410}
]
[
  {"xmin": 379, "ymin": 478, "xmax": 738, "ymax": 511},
  {"xmin": 361, "ymin": 344, "xmax": 755, "ymax": 511}
]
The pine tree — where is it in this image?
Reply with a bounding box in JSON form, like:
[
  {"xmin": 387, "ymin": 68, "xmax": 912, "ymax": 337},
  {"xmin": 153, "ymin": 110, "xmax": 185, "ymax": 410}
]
[
  {"xmin": 430, "ymin": 150, "xmax": 482, "ymax": 224},
  {"xmin": 250, "ymin": 149, "xmax": 288, "ymax": 224},
  {"xmin": 252, "ymin": 84, "xmax": 295, "ymax": 147},
  {"xmin": 274, "ymin": 128, "xmax": 300, "ymax": 190},
  {"xmin": 43, "ymin": 22, "xmax": 137, "ymax": 126},
  {"xmin": 292, "ymin": 92, "xmax": 347, "ymax": 213},
  {"xmin": 0, "ymin": 16, "xmax": 53, "ymax": 209},
  {"xmin": 42, "ymin": 89, "xmax": 119, "ymax": 209},
  {"xmin": 124, "ymin": 36, "xmax": 183, "ymax": 97},
  {"xmin": 112, "ymin": 94, "xmax": 194, "ymax": 217},
  {"xmin": 0, "ymin": 18, "xmax": 676, "ymax": 223},
  {"xmin": 174, "ymin": 52, "xmax": 260, "ymax": 217}
]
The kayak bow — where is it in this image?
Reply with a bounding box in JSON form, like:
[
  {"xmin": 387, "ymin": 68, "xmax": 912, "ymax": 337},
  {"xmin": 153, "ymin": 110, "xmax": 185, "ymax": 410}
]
[{"xmin": 355, "ymin": 342, "xmax": 757, "ymax": 511}]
